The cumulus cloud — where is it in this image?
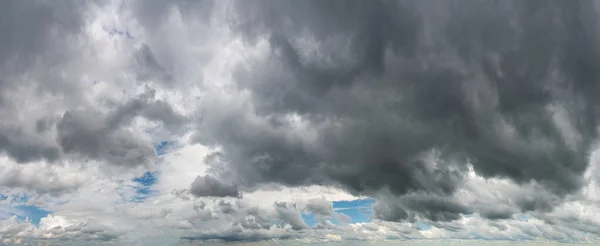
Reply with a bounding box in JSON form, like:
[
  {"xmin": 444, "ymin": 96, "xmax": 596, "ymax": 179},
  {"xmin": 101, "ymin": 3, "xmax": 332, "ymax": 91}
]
[
  {"xmin": 190, "ymin": 175, "xmax": 241, "ymax": 198},
  {"xmin": 2, "ymin": 0, "xmax": 600, "ymax": 244},
  {"xmin": 186, "ymin": 0, "xmax": 599, "ymax": 209},
  {"xmin": 56, "ymin": 88, "xmax": 187, "ymax": 166},
  {"xmin": 305, "ymin": 198, "xmax": 333, "ymax": 217}
]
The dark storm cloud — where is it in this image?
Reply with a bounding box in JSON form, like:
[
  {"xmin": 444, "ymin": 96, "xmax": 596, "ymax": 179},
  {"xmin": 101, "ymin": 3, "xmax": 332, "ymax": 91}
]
[
  {"xmin": 373, "ymin": 200, "xmax": 408, "ymax": 222},
  {"xmin": 514, "ymin": 191, "xmax": 561, "ymax": 213},
  {"xmin": 401, "ymin": 194, "xmax": 472, "ymax": 222},
  {"xmin": 478, "ymin": 206, "xmax": 516, "ymax": 220},
  {"xmin": 373, "ymin": 193, "xmax": 472, "ymax": 222},
  {"xmin": 192, "ymin": 0, "xmax": 600, "ymax": 218},
  {"xmin": 189, "ymin": 175, "xmax": 241, "ymax": 198}
]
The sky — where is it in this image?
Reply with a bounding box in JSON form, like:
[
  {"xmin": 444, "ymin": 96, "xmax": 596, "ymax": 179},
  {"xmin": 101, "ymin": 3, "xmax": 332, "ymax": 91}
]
[{"xmin": 2, "ymin": 0, "xmax": 600, "ymax": 245}]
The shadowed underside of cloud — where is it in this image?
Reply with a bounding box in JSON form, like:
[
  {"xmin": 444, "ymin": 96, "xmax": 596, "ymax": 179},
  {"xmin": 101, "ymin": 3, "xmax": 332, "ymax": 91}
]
[
  {"xmin": 191, "ymin": 0, "xmax": 600, "ymax": 225},
  {"xmin": 1, "ymin": 0, "xmax": 600, "ymax": 244},
  {"xmin": 190, "ymin": 175, "xmax": 241, "ymax": 198}
]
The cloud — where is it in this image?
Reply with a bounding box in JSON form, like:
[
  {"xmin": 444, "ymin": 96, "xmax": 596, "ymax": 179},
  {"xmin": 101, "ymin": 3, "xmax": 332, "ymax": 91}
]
[
  {"xmin": 56, "ymin": 88, "xmax": 187, "ymax": 166},
  {"xmin": 305, "ymin": 198, "xmax": 333, "ymax": 217},
  {"xmin": 0, "ymin": 124, "xmax": 61, "ymax": 163},
  {"xmin": 274, "ymin": 202, "xmax": 309, "ymax": 231},
  {"xmin": 194, "ymin": 0, "xmax": 600, "ymax": 214},
  {"xmin": 373, "ymin": 192, "xmax": 474, "ymax": 223},
  {"xmin": 2, "ymin": 0, "xmax": 600, "ymax": 244},
  {"xmin": 190, "ymin": 175, "xmax": 241, "ymax": 198}
]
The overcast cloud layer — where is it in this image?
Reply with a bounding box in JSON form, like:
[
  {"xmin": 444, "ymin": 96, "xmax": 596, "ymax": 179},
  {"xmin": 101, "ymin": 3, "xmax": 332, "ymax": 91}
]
[{"xmin": 2, "ymin": 0, "xmax": 600, "ymax": 245}]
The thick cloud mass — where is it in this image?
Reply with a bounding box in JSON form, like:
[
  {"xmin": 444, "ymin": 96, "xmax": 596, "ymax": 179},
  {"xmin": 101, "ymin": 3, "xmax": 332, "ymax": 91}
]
[
  {"xmin": 373, "ymin": 193, "xmax": 472, "ymax": 222},
  {"xmin": 3, "ymin": 0, "xmax": 600, "ymax": 244},
  {"xmin": 193, "ymin": 0, "xmax": 600, "ymax": 199}
]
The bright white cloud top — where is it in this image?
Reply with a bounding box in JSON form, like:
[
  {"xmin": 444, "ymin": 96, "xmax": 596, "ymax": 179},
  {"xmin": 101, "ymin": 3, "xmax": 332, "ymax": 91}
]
[{"xmin": 1, "ymin": 0, "xmax": 600, "ymax": 245}]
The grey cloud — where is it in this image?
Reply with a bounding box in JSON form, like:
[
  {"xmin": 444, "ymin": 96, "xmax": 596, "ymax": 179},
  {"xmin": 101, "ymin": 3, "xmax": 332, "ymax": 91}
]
[
  {"xmin": 0, "ymin": 2, "xmax": 189, "ymax": 204},
  {"xmin": 237, "ymin": 212, "xmax": 272, "ymax": 230},
  {"xmin": 35, "ymin": 116, "xmax": 57, "ymax": 134},
  {"xmin": 4, "ymin": 0, "xmax": 600, "ymax": 243},
  {"xmin": 40, "ymin": 222, "xmax": 121, "ymax": 242},
  {"xmin": 135, "ymin": 44, "xmax": 174, "ymax": 84},
  {"xmin": 0, "ymin": 0, "xmax": 189, "ymax": 169},
  {"xmin": 0, "ymin": 0, "xmax": 93, "ymax": 164},
  {"xmin": 191, "ymin": 0, "xmax": 600, "ymax": 219},
  {"xmin": 190, "ymin": 175, "xmax": 241, "ymax": 198},
  {"xmin": 427, "ymin": 221, "xmax": 465, "ymax": 232},
  {"xmin": 401, "ymin": 193, "xmax": 473, "ymax": 222},
  {"xmin": 514, "ymin": 192, "xmax": 561, "ymax": 213},
  {"xmin": 478, "ymin": 207, "xmax": 516, "ymax": 220},
  {"xmin": 0, "ymin": 167, "xmax": 81, "ymax": 196},
  {"xmin": 547, "ymin": 216, "xmax": 600, "ymax": 237},
  {"xmin": 0, "ymin": 0, "xmax": 88, "ymax": 74},
  {"xmin": 228, "ymin": 203, "xmax": 273, "ymax": 231},
  {"xmin": 130, "ymin": 0, "xmax": 214, "ymax": 30},
  {"xmin": 305, "ymin": 198, "xmax": 333, "ymax": 217},
  {"xmin": 217, "ymin": 200, "xmax": 237, "ymax": 215},
  {"xmin": 373, "ymin": 193, "xmax": 472, "ymax": 223},
  {"xmin": 373, "ymin": 200, "xmax": 408, "ymax": 222},
  {"xmin": 0, "ymin": 0, "xmax": 96, "ymax": 111},
  {"xmin": 185, "ymin": 199, "xmax": 314, "ymax": 240},
  {"xmin": 274, "ymin": 202, "xmax": 308, "ymax": 231},
  {"xmin": 0, "ymin": 124, "xmax": 60, "ymax": 163},
  {"xmin": 57, "ymin": 90, "xmax": 187, "ymax": 166},
  {"xmin": 193, "ymin": 202, "xmax": 206, "ymax": 213},
  {"xmin": 57, "ymin": 109, "xmax": 156, "ymax": 167},
  {"xmin": 0, "ymin": 218, "xmax": 122, "ymax": 244}
]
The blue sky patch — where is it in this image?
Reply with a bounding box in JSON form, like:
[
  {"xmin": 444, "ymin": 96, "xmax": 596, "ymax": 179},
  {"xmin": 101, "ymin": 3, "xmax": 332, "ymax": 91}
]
[
  {"xmin": 415, "ymin": 221, "xmax": 431, "ymax": 231},
  {"xmin": 10, "ymin": 193, "xmax": 29, "ymax": 203},
  {"xmin": 0, "ymin": 194, "xmax": 53, "ymax": 227},
  {"xmin": 300, "ymin": 199, "xmax": 375, "ymax": 226},
  {"xmin": 154, "ymin": 141, "xmax": 175, "ymax": 156},
  {"xmin": 333, "ymin": 199, "xmax": 374, "ymax": 223},
  {"xmin": 132, "ymin": 171, "xmax": 158, "ymax": 202},
  {"xmin": 301, "ymin": 213, "xmax": 318, "ymax": 227},
  {"xmin": 16, "ymin": 205, "xmax": 50, "ymax": 227}
]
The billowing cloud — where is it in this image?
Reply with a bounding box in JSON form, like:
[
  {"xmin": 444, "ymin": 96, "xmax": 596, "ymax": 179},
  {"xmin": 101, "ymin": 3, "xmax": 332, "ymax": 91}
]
[
  {"xmin": 199, "ymin": 0, "xmax": 597, "ymax": 199},
  {"xmin": 373, "ymin": 193, "xmax": 472, "ymax": 222},
  {"xmin": 190, "ymin": 175, "xmax": 241, "ymax": 198},
  {"xmin": 1, "ymin": 0, "xmax": 600, "ymax": 245},
  {"xmin": 305, "ymin": 198, "xmax": 333, "ymax": 217}
]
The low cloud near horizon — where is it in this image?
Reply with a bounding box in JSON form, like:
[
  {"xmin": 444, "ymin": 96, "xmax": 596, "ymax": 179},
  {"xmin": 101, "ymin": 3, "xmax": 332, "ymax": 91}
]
[{"xmin": 1, "ymin": 0, "xmax": 600, "ymax": 245}]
